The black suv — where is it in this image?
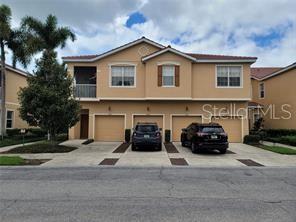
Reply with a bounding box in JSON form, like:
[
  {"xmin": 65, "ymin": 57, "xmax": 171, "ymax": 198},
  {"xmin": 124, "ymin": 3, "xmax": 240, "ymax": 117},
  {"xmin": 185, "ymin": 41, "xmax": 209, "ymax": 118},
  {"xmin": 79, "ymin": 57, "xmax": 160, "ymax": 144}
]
[
  {"xmin": 180, "ymin": 123, "xmax": 228, "ymax": 154},
  {"xmin": 131, "ymin": 122, "xmax": 162, "ymax": 151}
]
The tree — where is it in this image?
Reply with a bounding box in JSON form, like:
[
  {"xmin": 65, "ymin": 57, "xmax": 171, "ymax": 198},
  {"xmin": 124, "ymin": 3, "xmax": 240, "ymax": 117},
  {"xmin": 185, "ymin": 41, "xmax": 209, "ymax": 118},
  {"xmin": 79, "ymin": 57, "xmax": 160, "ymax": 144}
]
[
  {"xmin": 0, "ymin": 4, "xmax": 32, "ymax": 138},
  {"xmin": 18, "ymin": 50, "xmax": 80, "ymax": 140},
  {"xmin": 18, "ymin": 14, "xmax": 79, "ymax": 140}
]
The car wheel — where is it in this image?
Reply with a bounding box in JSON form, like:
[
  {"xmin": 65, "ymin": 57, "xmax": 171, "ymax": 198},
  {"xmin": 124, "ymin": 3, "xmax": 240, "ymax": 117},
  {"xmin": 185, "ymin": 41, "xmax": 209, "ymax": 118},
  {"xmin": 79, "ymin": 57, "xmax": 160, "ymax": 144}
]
[
  {"xmin": 219, "ymin": 148, "xmax": 227, "ymax": 154},
  {"xmin": 191, "ymin": 142, "xmax": 198, "ymax": 153},
  {"xmin": 131, "ymin": 143, "xmax": 136, "ymax": 151}
]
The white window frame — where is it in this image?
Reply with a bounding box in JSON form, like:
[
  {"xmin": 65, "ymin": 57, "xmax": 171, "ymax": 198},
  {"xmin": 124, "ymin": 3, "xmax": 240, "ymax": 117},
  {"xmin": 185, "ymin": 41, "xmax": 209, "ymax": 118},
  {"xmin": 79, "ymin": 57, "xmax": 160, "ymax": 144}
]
[
  {"xmin": 215, "ymin": 65, "xmax": 243, "ymax": 88},
  {"xmin": 259, "ymin": 82, "xmax": 265, "ymax": 99},
  {"xmin": 162, "ymin": 65, "xmax": 175, "ymax": 87},
  {"xmin": 6, "ymin": 110, "xmax": 14, "ymax": 129},
  {"xmin": 109, "ymin": 63, "xmax": 136, "ymax": 88}
]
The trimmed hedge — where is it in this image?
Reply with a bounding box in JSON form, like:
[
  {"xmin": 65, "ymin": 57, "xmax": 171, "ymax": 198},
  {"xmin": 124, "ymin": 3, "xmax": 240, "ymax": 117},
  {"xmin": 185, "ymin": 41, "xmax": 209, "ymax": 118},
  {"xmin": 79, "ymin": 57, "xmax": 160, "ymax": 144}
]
[
  {"xmin": 6, "ymin": 128, "xmax": 47, "ymax": 138},
  {"xmin": 263, "ymin": 129, "xmax": 296, "ymax": 138},
  {"xmin": 243, "ymin": 135, "xmax": 260, "ymax": 145},
  {"xmin": 266, "ymin": 136, "xmax": 296, "ymax": 147},
  {"xmin": 125, "ymin": 129, "xmax": 131, "ymax": 143},
  {"xmin": 165, "ymin": 130, "xmax": 171, "ymax": 143}
]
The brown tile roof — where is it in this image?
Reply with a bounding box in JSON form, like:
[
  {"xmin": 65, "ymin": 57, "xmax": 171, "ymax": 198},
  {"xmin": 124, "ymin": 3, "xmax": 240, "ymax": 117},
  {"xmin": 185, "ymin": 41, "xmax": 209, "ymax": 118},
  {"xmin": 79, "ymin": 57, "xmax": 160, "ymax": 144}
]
[
  {"xmin": 186, "ymin": 53, "xmax": 257, "ymax": 60},
  {"xmin": 62, "ymin": 37, "xmax": 257, "ymax": 62},
  {"xmin": 251, "ymin": 67, "xmax": 283, "ymax": 79}
]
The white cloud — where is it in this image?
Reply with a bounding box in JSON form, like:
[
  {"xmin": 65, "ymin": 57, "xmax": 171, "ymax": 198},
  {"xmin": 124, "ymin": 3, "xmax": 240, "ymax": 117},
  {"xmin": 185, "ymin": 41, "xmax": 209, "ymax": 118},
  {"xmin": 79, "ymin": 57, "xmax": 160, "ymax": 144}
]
[{"xmin": 1, "ymin": 0, "xmax": 295, "ymax": 72}]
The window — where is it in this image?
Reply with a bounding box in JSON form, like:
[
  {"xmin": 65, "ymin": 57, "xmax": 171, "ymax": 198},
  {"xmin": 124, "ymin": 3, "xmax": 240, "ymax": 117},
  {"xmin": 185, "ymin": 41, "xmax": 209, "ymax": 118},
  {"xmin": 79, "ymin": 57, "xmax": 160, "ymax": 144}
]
[
  {"xmin": 259, "ymin": 82, "xmax": 265, "ymax": 98},
  {"xmin": 111, "ymin": 66, "xmax": 135, "ymax": 87},
  {"xmin": 162, "ymin": 65, "xmax": 175, "ymax": 86},
  {"xmin": 6, "ymin": 110, "xmax": 13, "ymax": 129},
  {"xmin": 217, "ymin": 66, "xmax": 242, "ymax": 87}
]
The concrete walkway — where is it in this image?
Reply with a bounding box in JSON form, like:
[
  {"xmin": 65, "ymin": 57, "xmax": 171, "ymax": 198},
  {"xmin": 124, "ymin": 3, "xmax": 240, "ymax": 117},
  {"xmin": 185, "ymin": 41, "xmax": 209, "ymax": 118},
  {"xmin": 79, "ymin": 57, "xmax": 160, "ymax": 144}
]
[
  {"xmin": 0, "ymin": 140, "xmax": 44, "ymax": 153},
  {"xmin": 262, "ymin": 140, "xmax": 296, "ymax": 150}
]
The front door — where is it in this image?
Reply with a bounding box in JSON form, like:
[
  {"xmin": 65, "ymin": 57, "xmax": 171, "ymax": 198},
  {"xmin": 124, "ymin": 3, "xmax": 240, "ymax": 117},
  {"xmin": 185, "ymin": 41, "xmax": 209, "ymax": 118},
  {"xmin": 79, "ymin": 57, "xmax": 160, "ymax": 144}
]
[{"xmin": 80, "ymin": 114, "xmax": 89, "ymax": 139}]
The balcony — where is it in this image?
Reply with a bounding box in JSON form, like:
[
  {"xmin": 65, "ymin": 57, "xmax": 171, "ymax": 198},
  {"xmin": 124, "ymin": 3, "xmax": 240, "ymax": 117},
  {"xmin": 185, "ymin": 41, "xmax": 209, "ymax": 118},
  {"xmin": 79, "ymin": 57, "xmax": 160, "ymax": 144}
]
[{"xmin": 74, "ymin": 84, "xmax": 96, "ymax": 98}]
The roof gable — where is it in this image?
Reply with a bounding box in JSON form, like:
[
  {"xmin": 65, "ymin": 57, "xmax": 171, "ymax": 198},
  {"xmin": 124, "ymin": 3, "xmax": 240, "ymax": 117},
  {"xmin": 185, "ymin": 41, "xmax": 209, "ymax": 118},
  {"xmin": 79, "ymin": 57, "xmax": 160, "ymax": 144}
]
[
  {"xmin": 142, "ymin": 46, "xmax": 197, "ymax": 62},
  {"xmin": 62, "ymin": 37, "xmax": 165, "ymax": 62},
  {"xmin": 251, "ymin": 62, "xmax": 296, "ymax": 80}
]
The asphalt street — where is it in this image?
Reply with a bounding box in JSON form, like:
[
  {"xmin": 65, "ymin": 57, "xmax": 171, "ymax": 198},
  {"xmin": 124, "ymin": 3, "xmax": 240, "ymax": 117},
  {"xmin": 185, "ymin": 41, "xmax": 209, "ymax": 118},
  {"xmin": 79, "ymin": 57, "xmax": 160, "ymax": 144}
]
[{"xmin": 0, "ymin": 166, "xmax": 296, "ymax": 222}]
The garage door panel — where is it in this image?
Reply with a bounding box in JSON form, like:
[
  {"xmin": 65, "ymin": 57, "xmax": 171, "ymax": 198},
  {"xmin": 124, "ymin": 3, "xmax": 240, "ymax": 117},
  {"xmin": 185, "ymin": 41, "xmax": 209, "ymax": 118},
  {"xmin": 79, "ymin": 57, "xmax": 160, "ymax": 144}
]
[
  {"xmin": 95, "ymin": 115, "xmax": 124, "ymax": 141},
  {"xmin": 133, "ymin": 115, "xmax": 163, "ymax": 129},
  {"xmin": 172, "ymin": 116, "xmax": 202, "ymax": 141},
  {"xmin": 212, "ymin": 117, "xmax": 241, "ymax": 143}
]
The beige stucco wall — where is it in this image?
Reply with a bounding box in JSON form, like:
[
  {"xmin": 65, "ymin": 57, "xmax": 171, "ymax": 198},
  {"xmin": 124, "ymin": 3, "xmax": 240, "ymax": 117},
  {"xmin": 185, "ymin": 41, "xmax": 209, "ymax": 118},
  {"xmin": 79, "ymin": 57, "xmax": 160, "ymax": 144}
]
[
  {"xmin": 0, "ymin": 69, "xmax": 29, "ymax": 129},
  {"xmin": 144, "ymin": 52, "xmax": 192, "ymax": 98},
  {"xmin": 66, "ymin": 42, "xmax": 252, "ymax": 100},
  {"xmin": 69, "ymin": 101, "xmax": 249, "ymax": 141},
  {"xmin": 192, "ymin": 64, "xmax": 251, "ymax": 99},
  {"xmin": 251, "ymin": 69, "xmax": 296, "ymax": 129}
]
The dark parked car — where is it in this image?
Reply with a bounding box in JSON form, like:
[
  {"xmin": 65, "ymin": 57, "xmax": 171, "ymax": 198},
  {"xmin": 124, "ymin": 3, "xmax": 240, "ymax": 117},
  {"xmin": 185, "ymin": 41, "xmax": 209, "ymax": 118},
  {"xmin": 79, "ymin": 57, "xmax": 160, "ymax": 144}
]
[
  {"xmin": 180, "ymin": 122, "xmax": 228, "ymax": 154},
  {"xmin": 132, "ymin": 122, "xmax": 162, "ymax": 151}
]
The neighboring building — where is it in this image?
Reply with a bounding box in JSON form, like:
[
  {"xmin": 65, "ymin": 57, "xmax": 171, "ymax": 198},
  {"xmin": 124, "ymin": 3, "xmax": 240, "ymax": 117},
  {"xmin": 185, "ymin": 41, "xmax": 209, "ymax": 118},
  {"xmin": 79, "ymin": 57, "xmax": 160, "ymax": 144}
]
[
  {"xmin": 250, "ymin": 63, "xmax": 296, "ymax": 129},
  {"xmin": 63, "ymin": 37, "xmax": 257, "ymax": 142},
  {"xmin": 0, "ymin": 64, "xmax": 29, "ymax": 132}
]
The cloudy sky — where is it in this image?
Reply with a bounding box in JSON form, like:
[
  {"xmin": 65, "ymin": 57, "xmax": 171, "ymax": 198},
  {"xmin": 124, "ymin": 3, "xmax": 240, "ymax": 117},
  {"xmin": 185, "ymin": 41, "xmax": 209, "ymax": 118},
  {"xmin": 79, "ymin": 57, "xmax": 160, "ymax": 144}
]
[{"xmin": 1, "ymin": 0, "xmax": 296, "ymax": 72}]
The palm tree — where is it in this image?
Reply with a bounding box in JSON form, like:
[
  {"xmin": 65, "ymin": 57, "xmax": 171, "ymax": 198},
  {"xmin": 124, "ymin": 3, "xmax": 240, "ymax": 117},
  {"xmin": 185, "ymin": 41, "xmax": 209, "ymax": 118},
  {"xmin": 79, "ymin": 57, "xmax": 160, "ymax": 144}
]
[
  {"xmin": 0, "ymin": 5, "xmax": 32, "ymax": 138},
  {"xmin": 21, "ymin": 14, "xmax": 76, "ymax": 59}
]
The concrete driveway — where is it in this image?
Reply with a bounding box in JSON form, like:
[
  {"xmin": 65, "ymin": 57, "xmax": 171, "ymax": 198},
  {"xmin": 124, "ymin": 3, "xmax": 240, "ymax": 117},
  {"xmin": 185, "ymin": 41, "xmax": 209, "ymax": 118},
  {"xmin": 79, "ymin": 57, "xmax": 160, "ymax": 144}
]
[
  {"xmin": 2, "ymin": 140, "xmax": 296, "ymax": 167},
  {"xmin": 31, "ymin": 141, "xmax": 296, "ymax": 167}
]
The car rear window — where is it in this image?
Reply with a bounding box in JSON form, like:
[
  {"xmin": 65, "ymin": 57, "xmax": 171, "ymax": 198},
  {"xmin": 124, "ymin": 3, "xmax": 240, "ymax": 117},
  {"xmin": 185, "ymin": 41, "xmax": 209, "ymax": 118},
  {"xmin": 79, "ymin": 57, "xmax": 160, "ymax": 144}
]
[
  {"xmin": 136, "ymin": 125, "xmax": 158, "ymax": 132},
  {"xmin": 201, "ymin": 127, "xmax": 224, "ymax": 133}
]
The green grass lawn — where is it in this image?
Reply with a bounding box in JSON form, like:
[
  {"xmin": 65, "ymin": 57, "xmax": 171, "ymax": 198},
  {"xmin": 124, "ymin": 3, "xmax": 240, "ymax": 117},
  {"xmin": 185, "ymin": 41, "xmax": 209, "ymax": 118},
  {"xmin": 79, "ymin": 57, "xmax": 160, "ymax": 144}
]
[
  {"xmin": 2, "ymin": 141, "xmax": 77, "ymax": 154},
  {"xmin": 0, "ymin": 137, "xmax": 44, "ymax": 148},
  {"xmin": 257, "ymin": 145, "xmax": 296, "ymax": 155},
  {"xmin": 0, "ymin": 156, "xmax": 25, "ymax": 165}
]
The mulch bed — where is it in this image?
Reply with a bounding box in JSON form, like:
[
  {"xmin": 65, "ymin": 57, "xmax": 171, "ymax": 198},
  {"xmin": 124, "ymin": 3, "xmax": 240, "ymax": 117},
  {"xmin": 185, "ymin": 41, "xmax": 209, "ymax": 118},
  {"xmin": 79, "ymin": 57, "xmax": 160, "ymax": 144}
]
[
  {"xmin": 164, "ymin": 142, "xmax": 179, "ymax": 153},
  {"xmin": 99, "ymin": 158, "xmax": 119, "ymax": 166},
  {"xmin": 1, "ymin": 144, "xmax": 77, "ymax": 154},
  {"xmin": 112, "ymin": 142, "xmax": 130, "ymax": 153},
  {"xmin": 237, "ymin": 159, "xmax": 264, "ymax": 167},
  {"xmin": 170, "ymin": 158, "xmax": 189, "ymax": 166}
]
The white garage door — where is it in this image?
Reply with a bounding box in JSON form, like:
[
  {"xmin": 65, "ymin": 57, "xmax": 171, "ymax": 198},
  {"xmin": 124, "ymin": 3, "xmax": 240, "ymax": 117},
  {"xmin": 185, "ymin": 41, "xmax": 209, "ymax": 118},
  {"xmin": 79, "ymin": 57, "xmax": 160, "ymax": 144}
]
[
  {"xmin": 172, "ymin": 116, "xmax": 202, "ymax": 141},
  {"xmin": 94, "ymin": 115, "xmax": 125, "ymax": 141}
]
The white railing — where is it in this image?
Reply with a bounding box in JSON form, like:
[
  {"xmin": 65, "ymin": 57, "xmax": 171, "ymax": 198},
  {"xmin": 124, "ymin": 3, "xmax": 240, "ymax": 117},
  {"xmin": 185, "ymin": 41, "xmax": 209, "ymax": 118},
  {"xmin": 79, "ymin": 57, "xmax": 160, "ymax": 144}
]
[{"xmin": 74, "ymin": 84, "xmax": 96, "ymax": 98}]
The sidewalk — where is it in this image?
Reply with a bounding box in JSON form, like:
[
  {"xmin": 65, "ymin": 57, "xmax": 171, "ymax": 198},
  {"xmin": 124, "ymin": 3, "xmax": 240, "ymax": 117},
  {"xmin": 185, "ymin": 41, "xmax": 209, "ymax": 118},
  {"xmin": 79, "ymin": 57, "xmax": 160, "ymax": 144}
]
[
  {"xmin": 262, "ymin": 140, "xmax": 296, "ymax": 150},
  {"xmin": 0, "ymin": 141, "xmax": 43, "ymax": 153}
]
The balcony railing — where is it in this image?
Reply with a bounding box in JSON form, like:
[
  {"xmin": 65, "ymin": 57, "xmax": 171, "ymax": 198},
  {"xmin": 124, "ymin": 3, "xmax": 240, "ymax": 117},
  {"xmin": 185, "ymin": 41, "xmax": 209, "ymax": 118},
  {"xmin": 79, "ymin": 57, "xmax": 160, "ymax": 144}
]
[{"xmin": 74, "ymin": 84, "xmax": 96, "ymax": 98}]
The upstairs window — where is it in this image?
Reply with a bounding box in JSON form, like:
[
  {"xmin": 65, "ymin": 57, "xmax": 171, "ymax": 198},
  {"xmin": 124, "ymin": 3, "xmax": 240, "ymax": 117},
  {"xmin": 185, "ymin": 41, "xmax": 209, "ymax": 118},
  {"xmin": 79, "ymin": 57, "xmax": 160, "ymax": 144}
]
[
  {"xmin": 111, "ymin": 66, "xmax": 135, "ymax": 87},
  {"xmin": 162, "ymin": 65, "xmax": 175, "ymax": 86},
  {"xmin": 217, "ymin": 66, "xmax": 242, "ymax": 87},
  {"xmin": 259, "ymin": 82, "xmax": 265, "ymax": 98}
]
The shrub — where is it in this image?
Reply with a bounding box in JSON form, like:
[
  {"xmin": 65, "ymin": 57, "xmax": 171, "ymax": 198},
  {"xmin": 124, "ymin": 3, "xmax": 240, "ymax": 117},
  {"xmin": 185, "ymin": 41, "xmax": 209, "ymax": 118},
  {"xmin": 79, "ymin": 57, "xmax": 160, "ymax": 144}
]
[
  {"xmin": 252, "ymin": 117, "xmax": 264, "ymax": 131},
  {"xmin": 243, "ymin": 135, "xmax": 260, "ymax": 145},
  {"xmin": 28, "ymin": 128, "xmax": 47, "ymax": 137},
  {"xmin": 6, "ymin": 129, "xmax": 21, "ymax": 137},
  {"xmin": 165, "ymin": 130, "xmax": 171, "ymax": 143},
  {"xmin": 125, "ymin": 129, "xmax": 131, "ymax": 143},
  {"xmin": 263, "ymin": 129, "xmax": 296, "ymax": 138},
  {"xmin": 277, "ymin": 136, "xmax": 296, "ymax": 146}
]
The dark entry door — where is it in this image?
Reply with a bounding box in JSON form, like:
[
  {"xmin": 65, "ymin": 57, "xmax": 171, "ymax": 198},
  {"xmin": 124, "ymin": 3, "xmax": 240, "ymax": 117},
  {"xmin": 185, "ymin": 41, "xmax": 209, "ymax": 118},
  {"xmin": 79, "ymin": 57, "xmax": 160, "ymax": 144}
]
[{"xmin": 80, "ymin": 114, "xmax": 89, "ymax": 139}]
